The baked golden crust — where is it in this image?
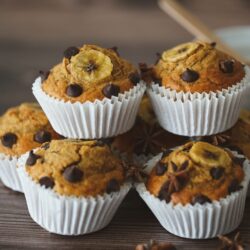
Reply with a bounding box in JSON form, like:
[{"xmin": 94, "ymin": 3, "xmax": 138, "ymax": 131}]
[
  {"xmin": 147, "ymin": 141, "xmax": 244, "ymax": 205},
  {"xmin": 153, "ymin": 41, "xmax": 245, "ymax": 93},
  {"xmin": 25, "ymin": 139, "xmax": 125, "ymax": 197},
  {"xmin": 42, "ymin": 44, "xmax": 138, "ymax": 102},
  {"xmin": 0, "ymin": 103, "xmax": 59, "ymax": 156}
]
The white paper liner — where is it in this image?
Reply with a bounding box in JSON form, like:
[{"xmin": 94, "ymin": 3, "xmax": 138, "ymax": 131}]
[
  {"xmin": 136, "ymin": 151, "xmax": 250, "ymax": 239},
  {"xmin": 147, "ymin": 66, "xmax": 250, "ymax": 136},
  {"xmin": 0, "ymin": 153, "xmax": 23, "ymax": 192},
  {"xmin": 32, "ymin": 78, "xmax": 146, "ymax": 139},
  {"xmin": 17, "ymin": 153, "xmax": 131, "ymax": 236}
]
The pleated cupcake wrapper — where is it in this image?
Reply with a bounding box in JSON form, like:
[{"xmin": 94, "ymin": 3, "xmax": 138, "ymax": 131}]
[
  {"xmin": 32, "ymin": 77, "xmax": 146, "ymax": 139},
  {"xmin": 147, "ymin": 66, "xmax": 250, "ymax": 136},
  {"xmin": 0, "ymin": 153, "xmax": 23, "ymax": 192},
  {"xmin": 136, "ymin": 150, "xmax": 250, "ymax": 239},
  {"xmin": 17, "ymin": 153, "xmax": 131, "ymax": 236}
]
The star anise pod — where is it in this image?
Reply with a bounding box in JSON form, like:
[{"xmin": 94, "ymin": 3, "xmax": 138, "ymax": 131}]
[
  {"xmin": 122, "ymin": 161, "xmax": 148, "ymax": 183},
  {"xmin": 202, "ymin": 134, "xmax": 231, "ymax": 146},
  {"xmin": 133, "ymin": 122, "xmax": 167, "ymax": 155},
  {"xmin": 135, "ymin": 239, "xmax": 177, "ymax": 250},
  {"xmin": 218, "ymin": 232, "xmax": 246, "ymax": 250}
]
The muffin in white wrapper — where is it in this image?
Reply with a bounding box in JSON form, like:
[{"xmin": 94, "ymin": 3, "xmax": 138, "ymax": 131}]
[
  {"xmin": 0, "ymin": 153, "xmax": 23, "ymax": 192},
  {"xmin": 32, "ymin": 77, "xmax": 146, "ymax": 139},
  {"xmin": 17, "ymin": 152, "xmax": 131, "ymax": 236},
  {"xmin": 147, "ymin": 67, "xmax": 250, "ymax": 136},
  {"xmin": 136, "ymin": 151, "xmax": 250, "ymax": 239}
]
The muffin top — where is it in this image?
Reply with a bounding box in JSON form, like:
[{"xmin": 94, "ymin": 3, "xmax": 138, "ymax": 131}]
[
  {"xmin": 41, "ymin": 44, "xmax": 139, "ymax": 102},
  {"xmin": 147, "ymin": 141, "xmax": 245, "ymax": 205},
  {"xmin": 25, "ymin": 139, "xmax": 125, "ymax": 197},
  {"xmin": 153, "ymin": 41, "xmax": 245, "ymax": 93},
  {"xmin": 0, "ymin": 103, "xmax": 59, "ymax": 156}
]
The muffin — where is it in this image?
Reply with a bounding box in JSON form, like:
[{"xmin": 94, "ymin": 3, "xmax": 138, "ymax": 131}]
[
  {"xmin": 147, "ymin": 41, "xmax": 250, "ymax": 136},
  {"xmin": 33, "ymin": 44, "xmax": 146, "ymax": 139},
  {"xmin": 136, "ymin": 141, "xmax": 250, "ymax": 239},
  {"xmin": 0, "ymin": 103, "xmax": 59, "ymax": 192},
  {"xmin": 135, "ymin": 240, "xmax": 176, "ymax": 250},
  {"xmin": 18, "ymin": 139, "xmax": 131, "ymax": 235}
]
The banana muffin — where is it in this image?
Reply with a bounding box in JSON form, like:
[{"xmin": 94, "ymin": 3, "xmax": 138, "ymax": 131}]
[
  {"xmin": 147, "ymin": 141, "xmax": 245, "ymax": 205},
  {"xmin": 152, "ymin": 41, "xmax": 245, "ymax": 93},
  {"xmin": 42, "ymin": 44, "xmax": 140, "ymax": 102},
  {"xmin": 25, "ymin": 139, "xmax": 125, "ymax": 197},
  {"xmin": 0, "ymin": 103, "xmax": 59, "ymax": 156}
]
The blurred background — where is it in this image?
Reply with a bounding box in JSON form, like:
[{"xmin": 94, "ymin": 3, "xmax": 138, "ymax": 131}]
[{"xmin": 0, "ymin": 0, "xmax": 250, "ymax": 113}]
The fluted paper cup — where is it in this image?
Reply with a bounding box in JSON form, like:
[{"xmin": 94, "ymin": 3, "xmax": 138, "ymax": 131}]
[
  {"xmin": 0, "ymin": 153, "xmax": 23, "ymax": 192},
  {"xmin": 17, "ymin": 153, "xmax": 131, "ymax": 236},
  {"xmin": 147, "ymin": 67, "xmax": 250, "ymax": 136},
  {"xmin": 136, "ymin": 151, "xmax": 250, "ymax": 239},
  {"xmin": 32, "ymin": 78, "xmax": 146, "ymax": 139}
]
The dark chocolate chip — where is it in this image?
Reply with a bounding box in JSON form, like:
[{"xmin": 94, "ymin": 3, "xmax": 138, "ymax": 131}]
[
  {"xmin": 102, "ymin": 84, "xmax": 120, "ymax": 98},
  {"xmin": 41, "ymin": 142, "xmax": 50, "ymax": 150},
  {"xmin": 39, "ymin": 176, "xmax": 55, "ymax": 189},
  {"xmin": 228, "ymin": 179, "xmax": 243, "ymax": 194},
  {"xmin": 63, "ymin": 165, "xmax": 84, "ymax": 183},
  {"xmin": 219, "ymin": 60, "xmax": 234, "ymax": 73},
  {"xmin": 155, "ymin": 162, "xmax": 168, "ymax": 176},
  {"xmin": 203, "ymin": 150, "xmax": 219, "ymax": 160},
  {"xmin": 26, "ymin": 151, "xmax": 40, "ymax": 166},
  {"xmin": 39, "ymin": 70, "xmax": 50, "ymax": 81},
  {"xmin": 109, "ymin": 46, "xmax": 120, "ymax": 56},
  {"xmin": 192, "ymin": 194, "xmax": 211, "ymax": 205},
  {"xmin": 66, "ymin": 83, "xmax": 83, "ymax": 97},
  {"xmin": 128, "ymin": 72, "xmax": 140, "ymax": 85},
  {"xmin": 63, "ymin": 46, "xmax": 80, "ymax": 59},
  {"xmin": 180, "ymin": 68, "xmax": 199, "ymax": 82},
  {"xmin": 233, "ymin": 157, "xmax": 245, "ymax": 168},
  {"xmin": 210, "ymin": 42, "xmax": 217, "ymax": 47},
  {"xmin": 1, "ymin": 132, "xmax": 17, "ymax": 148},
  {"xmin": 171, "ymin": 161, "xmax": 178, "ymax": 172},
  {"xmin": 210, "ymin": 167, "xmax": 224, "ymax": 180},
  {"xmin": 34, "ymin": 130, "xmax": 51, "ymax": 144},
  {"xmin": 106, "ymin": 179, "xmax": 120, "ymax": 194},
  {"xmin": 158, "ymin": 181, "xmax": 171, "ymax": 203},
  {"xmin": 179, "ymin": 160, "xmax": 189, "ymax": 171}
]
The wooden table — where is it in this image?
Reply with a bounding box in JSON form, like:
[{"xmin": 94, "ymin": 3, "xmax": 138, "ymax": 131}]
[{"xmin": 1, "ymin": 0, "xmax": 250, "ymax": 249}]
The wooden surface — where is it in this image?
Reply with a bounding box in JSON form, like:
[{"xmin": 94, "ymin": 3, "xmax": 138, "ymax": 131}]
[{"xmin": 1, "ymin": 0, "xmax": 250, "ymax": 249}]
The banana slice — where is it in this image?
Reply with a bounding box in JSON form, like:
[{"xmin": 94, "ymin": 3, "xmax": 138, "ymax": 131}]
[
  {"xmin": 162, "ymin": 42, "xmax": 200, "ymax": 63},
  {"xmin": 189, "ymin": 142, "xmax": 232, "ymax": 168},
  {"xmin": 70, "ymin": 49, "xmax": 113, "ymax": 83}
]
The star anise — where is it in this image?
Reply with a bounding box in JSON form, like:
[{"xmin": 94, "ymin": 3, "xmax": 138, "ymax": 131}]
[
  {"xmin": 133, "ymin": 122, "xmax": 168, "ymax": 155},
  {"xmin": 218, "ymin": 232, "xmax": 245, "ymax": 250},
  {"xmin": 122, "ymin": 161, "xmax": 148, "ymax": 183},
  {"xmin": 135, "ymin": 239, "xmax": 177, "ymax": 250},
  {"xmin": 202, "ymin": 134, "xmax": 231, "ymax": 146}
]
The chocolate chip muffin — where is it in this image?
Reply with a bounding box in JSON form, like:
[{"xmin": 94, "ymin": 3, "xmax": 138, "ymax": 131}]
[
  {"xmin": 147, "ymin": 141, "xmax": 245, "ymax": 205},
  {"xmin": 25, "ymin": 139, "xmax": 125, "ymax": 197},
  {"xmin": 153, "ymin": 41, "xmax": 245, "ymax": 93},
  {"xmin": 42, "ymin": 44, "xmax": 140, "ymax": 102},
  {"xmin": 0, "ymin": 103, "xmax": 59, "ymax": 156}
]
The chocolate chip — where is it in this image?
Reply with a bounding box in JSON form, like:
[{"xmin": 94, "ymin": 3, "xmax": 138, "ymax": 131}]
[
  {"xmin": 63, "ymin": 165, "xmax": 84, "ymax": 183},
  {"xmin": 109, "ymin": 46, "xmax": 120, "ymax": 56},
  {"xmin": 39, "ymin": 176, "xmax": 55, "ymax": 189},
  {"xmin": 102, "ymin": 84, "xmax": 120, "ymax": 98},
  {"xmin": 26, "ymin": 151, "xmax": 40, "ymax": 166},
  {"xmin": 1, "ymin": 132, "xmax": 17, "ymax": 148},
  {"xmin": 210, "ymin": 167, "xmax": 224, "ymax": 180},
  {"xmin": 106, "ymin": 179, "xmax": 120, "ymax": 194},
  {"xmin": 210, "ymin": 42, "xmax": 216, "ymax": 47},
  {"xmin": 192, "ymin": 194, "xmax": 211, "ymax": 205},
  {"xmin": 128, "ymin": 72, "xmax": 140, "ymax": 85},
  {"xmin": 63, "ymin": 46, "xmax": 80, "ymax": 59},
  {"xmin": 171, "ymin": 161, "xmax": 178, "ymax": 172},
  {"xmin": 34, "ymin": 130, "xmax": 51, "ymax": 144},
  {"xmin": 179, "ymin": 160, "xmax": 189, "ymax": 171},
  {"xmin": 66, "ymin": 83, "xmax": 83, "ymax": 97},
  {"xmin": 233, "ymin": 157, "xmax": 245, "ymax": 168},
  {"xmin": 203, "ymin": 150, "xmax": 218, "ymax": 160},
  {"xmin": 180, "ymin": 68, "xmax": 199, "ymax": 82},
  {"xmin": 219, "ymin": 60, "xmax": 234, "ymax": 73},
  {"xmin": 228, "ymin": 179, "xmax": 242, "ymax": 194},
  {"xmin": 155, "ymin": 162, "xmax": 168, "ymax": 176},
  {"xmin": 158, "ymin": 181, "xmax": 171, "ymax": 203},
  {"xmin": 39, "ymin": 70, "xmax": 50, "ymax": 81}
]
